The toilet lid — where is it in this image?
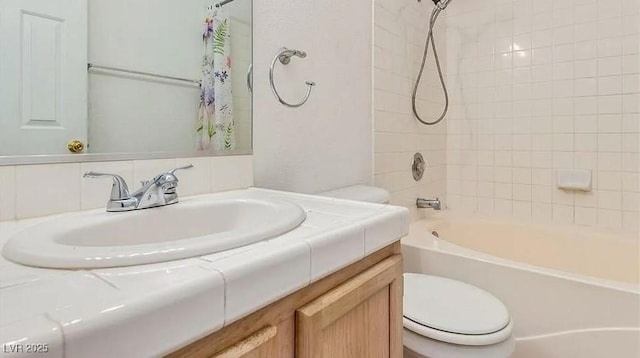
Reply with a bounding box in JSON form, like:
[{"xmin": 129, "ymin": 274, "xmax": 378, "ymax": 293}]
[{"xmin": 403, "ymin": 273, "xmax": 510, "ymax": 336}]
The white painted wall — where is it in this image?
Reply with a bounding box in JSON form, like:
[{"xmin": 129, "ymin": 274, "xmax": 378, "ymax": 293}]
[
  {"xmin": 88, "ymin": 0, "xmax": 252, "ymax": 154},
  {"xmin": 252, "ymin": 0, "xmax": 373, "ymax": 194}
]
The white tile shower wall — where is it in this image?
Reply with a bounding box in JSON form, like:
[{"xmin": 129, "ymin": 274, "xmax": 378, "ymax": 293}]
[
  {"xmin": 374, "ymin": 0, "xmax": 448, "ymax": 221},
  {"xmin": 444, "ymin": 0, "xmax": 639, "ymax": 233},
  {"xmin": 0, "ymin": 155, "xmax": 253, "ymax": 221}
]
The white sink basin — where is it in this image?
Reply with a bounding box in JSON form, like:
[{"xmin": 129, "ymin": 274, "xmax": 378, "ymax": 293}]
[{"xmin": 2, "ymin": 196, "xmax": 306, "ymax": 269}]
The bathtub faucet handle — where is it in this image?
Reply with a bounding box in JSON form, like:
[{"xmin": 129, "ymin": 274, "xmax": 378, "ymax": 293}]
[{"xmin": 417, "ymin": 197, "xmax": 441, "ymax": 210}]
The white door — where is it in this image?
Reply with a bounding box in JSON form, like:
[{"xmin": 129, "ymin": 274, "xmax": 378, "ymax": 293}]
[{"xmin": 0, "ymin": 0, "xmax": 87, "ymax": 155}]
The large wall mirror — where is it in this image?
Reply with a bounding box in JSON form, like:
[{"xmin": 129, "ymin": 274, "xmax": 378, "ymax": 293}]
[{"xmin": 0, "ymin": 0, "xmax": 252, "ymax": 164}]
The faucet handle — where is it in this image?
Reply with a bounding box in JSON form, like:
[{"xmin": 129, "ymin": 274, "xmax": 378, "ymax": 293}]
[
  {"xmin": 152, "ymin": 164, "xmax": 194, "ymax": 194},
  {"xmin": 83, "ymin": 172, "xmax": 130, "ymax": 200},
  {"xmin": 158, "ymin": 164, "xmax": 194, "ymax": 185},
  {"xmin": 168, "ymin": 164, "xmax": 194, "ymax": 175}
]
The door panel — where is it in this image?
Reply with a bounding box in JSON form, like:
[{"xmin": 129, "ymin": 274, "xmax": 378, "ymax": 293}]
[{"xmin": 0, "ymin": 0, "xmax": 87, "ymax": 155}]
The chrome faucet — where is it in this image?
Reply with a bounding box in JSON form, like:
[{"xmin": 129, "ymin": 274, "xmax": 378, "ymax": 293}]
[
  {"xmin": 84, "ymin": 165, "xmax": 193, "ymax": 212},
  {"xmin": 417, "ymin": 197, "xmax": 442, "ymax": 210}
]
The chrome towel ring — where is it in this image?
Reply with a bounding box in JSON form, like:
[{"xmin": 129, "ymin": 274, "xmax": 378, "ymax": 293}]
[{"xmin": 269, "ymin": 47, "xmax": 316, "ymax": 108}]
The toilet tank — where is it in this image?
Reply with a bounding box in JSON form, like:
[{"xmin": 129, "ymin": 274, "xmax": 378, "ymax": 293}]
[{"xmin": 319, "ymin": 185, "xmax": 390, "ymax": 204}]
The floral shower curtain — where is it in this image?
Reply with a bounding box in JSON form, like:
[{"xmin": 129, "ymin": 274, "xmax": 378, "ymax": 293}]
[{"xmin": 197, "ymin": 6, "xmax": 235, "ymax": 151}]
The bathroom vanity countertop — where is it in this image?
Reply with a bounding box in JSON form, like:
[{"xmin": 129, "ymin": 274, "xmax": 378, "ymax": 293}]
[{"xmin": 0, "ymin": 188, "xmax": 409, "ymax": 358}]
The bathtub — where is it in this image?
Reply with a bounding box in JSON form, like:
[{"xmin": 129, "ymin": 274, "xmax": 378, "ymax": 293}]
[{"xmin": 401, "ymin": 212, "xmax": 640, "ymax": 358}]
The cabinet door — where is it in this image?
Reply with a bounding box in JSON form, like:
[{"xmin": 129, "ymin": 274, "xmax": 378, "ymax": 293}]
[
  {"xmin": 296, "ymin": 255, "xmax": 403, "ymax": 358},
  {"xmin": 210, "ymin": 325, "xmax": 279, "ymax": 358}
]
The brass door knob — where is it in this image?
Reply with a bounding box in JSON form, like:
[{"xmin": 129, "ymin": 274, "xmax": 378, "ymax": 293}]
[{"xmin": 67, "ymin": 140, "xmax": 85, "ymax": 153}]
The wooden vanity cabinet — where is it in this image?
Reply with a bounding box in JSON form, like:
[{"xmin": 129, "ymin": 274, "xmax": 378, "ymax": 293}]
[{"xmin": 167, "ymin": 242, "xmax": 403, "ymax": 358}]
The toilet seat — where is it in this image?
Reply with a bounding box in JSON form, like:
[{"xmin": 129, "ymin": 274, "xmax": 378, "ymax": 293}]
[
  {"xmin": 403, "ymin": 317, "xmax": 513, "ymax": 346},
  {"xmin": 403, "ymin": 273, "xmax": 513, "ymax": 346}
]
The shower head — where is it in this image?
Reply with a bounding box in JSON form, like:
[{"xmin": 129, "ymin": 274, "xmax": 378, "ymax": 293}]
[
  {"xmin": 425, "ymin": 0, "xmax": 453, "ymax": 10},
  {"xmin": 435, "ymin": 0, "xmax": 452, "ymax": 9}
]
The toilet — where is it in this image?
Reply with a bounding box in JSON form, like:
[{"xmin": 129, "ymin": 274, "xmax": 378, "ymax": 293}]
[
  {"xmin": 320, "ymin": 185, "xmax": 515, "ymax": 358},
  {"xmin": 402, "ymin": 273, "xmax": 515, "ymax": 358}
]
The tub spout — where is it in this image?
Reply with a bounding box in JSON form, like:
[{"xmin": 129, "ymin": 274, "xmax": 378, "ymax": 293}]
[{"xmin": 417, "ymin": 197, "xmax": 441, "ymax": 210}]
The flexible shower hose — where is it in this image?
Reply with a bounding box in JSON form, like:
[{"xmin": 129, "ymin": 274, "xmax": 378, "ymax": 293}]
[{"xmin": 411, "ymin": 7, "xmax": 449, "ymax": 126}]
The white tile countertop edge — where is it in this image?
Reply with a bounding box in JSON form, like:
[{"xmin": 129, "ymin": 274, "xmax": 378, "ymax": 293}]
[{"xmin": 0, "ymin": 188, "xmax": 409, "ymax": 358}]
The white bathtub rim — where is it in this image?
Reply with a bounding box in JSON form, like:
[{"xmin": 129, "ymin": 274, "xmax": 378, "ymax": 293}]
[
  {"xmin": 515, "ymin": 326, "xmax": 640, "ymax": 342},
  {"xmin": 402, "ymin": 230, "xmax": 639, "ymax": 295},
  {"xmin": 422, "ymin": 210, "xmax": 638, "ymax": 241}
]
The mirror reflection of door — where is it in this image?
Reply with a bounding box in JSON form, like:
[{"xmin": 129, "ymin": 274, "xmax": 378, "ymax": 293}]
[
  {"xmin": 0, "ymin": 0, "xmax": 88, "ymax": 155},
  {"xmin": 0, "ymin": 0, "xmax": 252, "ymax": 158}
]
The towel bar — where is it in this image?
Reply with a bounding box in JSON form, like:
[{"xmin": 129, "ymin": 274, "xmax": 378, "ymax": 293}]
[{"xmin": 269, "ymin": 47, "xmax": 316, "ymax": 108}]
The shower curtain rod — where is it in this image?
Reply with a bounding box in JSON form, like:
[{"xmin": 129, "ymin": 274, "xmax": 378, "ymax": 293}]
[{"xmin": 87, "ymin": 63, "xmax": 201, "ymax": 87}]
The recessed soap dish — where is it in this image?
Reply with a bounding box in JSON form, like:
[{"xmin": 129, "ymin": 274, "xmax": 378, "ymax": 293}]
[{"xmin": 556, "ymin": 169, "xmax": 592, "ymax": 192}]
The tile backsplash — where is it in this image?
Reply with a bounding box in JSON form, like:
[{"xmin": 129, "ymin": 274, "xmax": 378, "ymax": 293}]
[
  {"xmin": 0, "ymin": 155, "xmax": 253, "ymax": 221},
  {"xmin": 443, "ymin": 0, "xmax": 639, "ymax": 233}
]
